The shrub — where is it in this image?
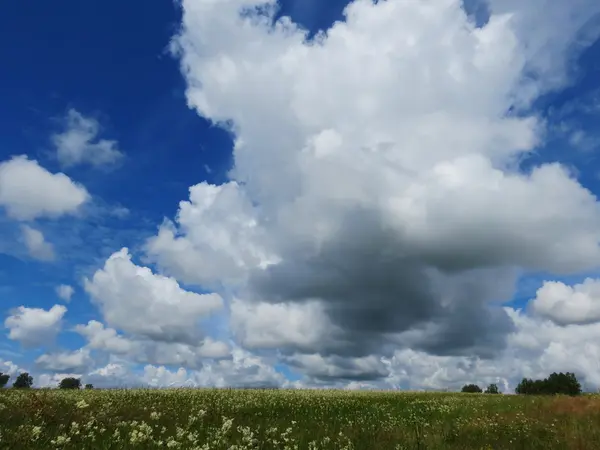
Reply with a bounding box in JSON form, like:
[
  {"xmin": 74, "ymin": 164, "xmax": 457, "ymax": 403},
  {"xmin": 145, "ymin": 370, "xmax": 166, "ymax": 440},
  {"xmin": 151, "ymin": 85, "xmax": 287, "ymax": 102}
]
[
  {"xmin": 0, "ymin": 373, "xmax": 9, "ymax": 388},
  {"xmin": 85, "ymin": 383, "xmax": 94, "ymax": 389},
  {"xmin": 59, "ymin": 377, "xmax": 81, "ymax": 390},
  {"xmin": 461, "ymin": 384, "xmax": 482, "ymax": 393}
]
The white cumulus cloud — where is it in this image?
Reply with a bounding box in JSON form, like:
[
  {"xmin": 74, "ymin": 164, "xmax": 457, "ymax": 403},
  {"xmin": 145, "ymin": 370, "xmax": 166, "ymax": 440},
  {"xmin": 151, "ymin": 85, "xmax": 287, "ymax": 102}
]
[
  {"xmin": 5, "ymin": 305, "xmax": 66, "ymax": 348},
  {"xmin": 52, "ymin": 109, "xmax": 123, "ymax": 168},
  {"xmin": 141, "ymin": 0, "xmax": 600, "ymax": 378},
  {"xmin": 0, "ymin": 156, "xmax": 89, "ymax": 220}
]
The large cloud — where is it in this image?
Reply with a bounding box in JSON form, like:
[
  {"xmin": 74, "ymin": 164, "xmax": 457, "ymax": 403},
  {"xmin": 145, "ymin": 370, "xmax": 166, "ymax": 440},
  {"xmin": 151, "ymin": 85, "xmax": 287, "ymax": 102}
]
[
  {"xmin": 0, "ymin": 156, "xmax": 89, "ymax": 220},
  {"xmin": 141, "ymin": 0, "xmax": 600, "ymax": 378},
  {"xmin": 4, "ymin": 305, "xmax": 67, "ymax": 348}
]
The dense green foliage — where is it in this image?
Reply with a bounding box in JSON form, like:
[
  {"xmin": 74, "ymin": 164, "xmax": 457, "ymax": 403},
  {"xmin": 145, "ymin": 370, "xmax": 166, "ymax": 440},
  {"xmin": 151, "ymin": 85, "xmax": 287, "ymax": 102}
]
[
  {"xmin": 0, "ymin": 372, "xmax": 9, "ymax": 388},
  {"xmin": 12, "ymin": 372, "xmax": 33, "ymax": 389},
  {"xmin": 59, "ymin": 377, "xmax": 82, "ymax": 390},
  {"xmin": 460, "ymin": 384, "xmax": 482, "ymax": 393},
  {"xmin": 515, "ymin": 372, "xmax": 582, "ymax": 396},
  {"xmin": 1, "ymin": 388, "xmax": 599, "ymax": 449},
  {"xmin": 484, "ymin": 384, "xmax": 500, "ymax": 394}
]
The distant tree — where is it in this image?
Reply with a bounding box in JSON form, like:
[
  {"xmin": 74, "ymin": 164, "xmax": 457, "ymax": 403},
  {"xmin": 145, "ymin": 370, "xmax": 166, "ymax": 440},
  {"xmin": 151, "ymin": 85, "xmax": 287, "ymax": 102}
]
[
  {"xmin": 516, "ymin": 377, "xmax": 540, "ymax": 395},
  {"xmin": 13, "ymin": 372, "xmax": 33, "ymax": 389},
  {"xmin": 515, "ymin": 372, "xmax": 581, "ymax": 396},
  {"xmin": 485, "ymin": 383, "xmax": 500, "ymax": 394},
  {"xmin": 0, "ymin": 373, "xmax": 9, "ymax": 388},
  {"xmin": 59, "ymin": 377, "xmax": 81, "ymax": 390},
  {"xmin": 547, "ymin": 372, "xmax": 582, "ymax": 396},
  {"xmin": 85, "ymin": 384, "xmax": 94, "ymax": 390},
  {"xmin": 461, "ymin": 384, "xmax": 482, "ymax": 393}
]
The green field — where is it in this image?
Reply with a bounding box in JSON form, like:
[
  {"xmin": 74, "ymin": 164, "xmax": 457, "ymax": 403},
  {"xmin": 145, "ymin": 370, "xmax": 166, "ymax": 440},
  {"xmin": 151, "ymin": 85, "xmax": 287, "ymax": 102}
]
[{"xmin": 1, "ymin": 388, "xmax": 598, "ymax": 449}]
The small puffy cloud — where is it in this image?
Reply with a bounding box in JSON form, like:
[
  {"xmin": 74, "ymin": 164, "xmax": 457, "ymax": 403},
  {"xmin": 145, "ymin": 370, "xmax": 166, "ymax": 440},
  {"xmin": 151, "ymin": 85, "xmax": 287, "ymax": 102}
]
[
  {"xmin": 55, "ymin": 284, "xmax": 75, "ymax": 302},
  {"xmin": 0, "ymin": 156, "xmax": 89, "ymax": 220},
  {"xmin": 20, "ymin": 225, "xmax": 55, "ymax": 261},
  {"xmin": 5, "ymin": 305, "xmax": 66, "ymax": 347},
  {"xmin": 84, "ymin": 248, "xmax": 224, "ymax": 344},
  {"xmin": 52, "ymin": 109, "xmax": 123, "ymax": 168},
  {"xmin": 530, "ymin": 278, "xmax": 600, "ymax": 325},
  {"xmin": 35, "ymin": 348, "xmax": 92, "ymax": 373}
]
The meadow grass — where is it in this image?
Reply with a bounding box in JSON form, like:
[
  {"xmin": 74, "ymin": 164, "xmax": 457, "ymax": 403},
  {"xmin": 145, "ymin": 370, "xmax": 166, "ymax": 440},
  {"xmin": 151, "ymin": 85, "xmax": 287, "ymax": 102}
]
[{"xmin": 0, "ymin": 388, "xmax": 599, "ymax": 449}]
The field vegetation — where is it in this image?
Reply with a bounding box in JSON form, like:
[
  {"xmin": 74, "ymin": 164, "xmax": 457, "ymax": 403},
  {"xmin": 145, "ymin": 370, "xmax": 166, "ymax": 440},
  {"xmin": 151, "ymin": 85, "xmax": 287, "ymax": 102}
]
[{"xmin": 1, "ymin": 387, "xmax": 599, "ymax": 449}]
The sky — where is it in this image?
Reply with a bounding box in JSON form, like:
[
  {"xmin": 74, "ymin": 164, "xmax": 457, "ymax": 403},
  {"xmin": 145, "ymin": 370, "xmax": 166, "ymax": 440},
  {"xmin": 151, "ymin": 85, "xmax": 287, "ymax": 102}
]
[{"xmin": 1, "ymin": 0, "xmax": 600, "ymax": 392}]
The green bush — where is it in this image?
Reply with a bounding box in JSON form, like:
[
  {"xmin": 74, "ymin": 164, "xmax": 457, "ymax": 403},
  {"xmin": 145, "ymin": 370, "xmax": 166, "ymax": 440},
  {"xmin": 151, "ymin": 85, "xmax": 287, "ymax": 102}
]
[{"xmin": 461, "ymin": 384, "xmax": 482, "ymax": 393}]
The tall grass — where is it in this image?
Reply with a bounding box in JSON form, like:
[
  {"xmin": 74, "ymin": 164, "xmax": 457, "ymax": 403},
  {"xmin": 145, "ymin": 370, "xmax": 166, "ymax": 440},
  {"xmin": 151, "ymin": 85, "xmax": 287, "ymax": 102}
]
[{"xmin": 0, "ymin": 388, "xmax": 598, "ymax": 449}]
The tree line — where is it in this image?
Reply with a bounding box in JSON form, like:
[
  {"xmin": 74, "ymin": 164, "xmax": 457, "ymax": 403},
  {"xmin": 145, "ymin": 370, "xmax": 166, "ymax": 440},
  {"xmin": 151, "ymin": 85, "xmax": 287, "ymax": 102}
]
[
  {"xmin": 0, "ymin": 371, "xmax": 584, "ymax": 394},
  {"xmin": 461, "ymin": 372, "xmax": 582, "ymax": 396}
]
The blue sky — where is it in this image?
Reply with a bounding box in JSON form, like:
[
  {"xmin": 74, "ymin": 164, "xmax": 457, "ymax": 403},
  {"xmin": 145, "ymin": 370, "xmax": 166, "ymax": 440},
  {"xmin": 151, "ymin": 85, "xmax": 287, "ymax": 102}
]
[
  {"xmin": 2, "ymin": 0, "xmax": 600, "ymax": 390},
  {"xmin": 0, "ymin": 0, "xmax": 351, "ymax": 383}
]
